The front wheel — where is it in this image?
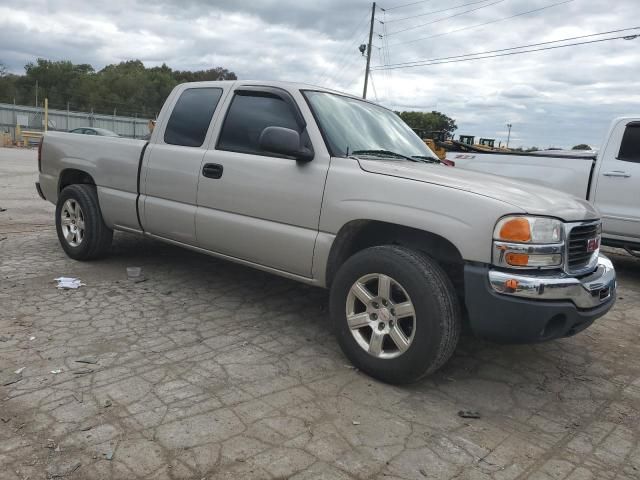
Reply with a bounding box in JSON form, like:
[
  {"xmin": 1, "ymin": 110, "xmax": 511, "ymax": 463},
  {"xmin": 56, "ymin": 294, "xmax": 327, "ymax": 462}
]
[
  {"xmin": 55, "ymin": 184, "xmax": 113, "ymax": 260},
  {"xmin": 330, "ymin": 246, "xmax": 461, "ymax": 384}
]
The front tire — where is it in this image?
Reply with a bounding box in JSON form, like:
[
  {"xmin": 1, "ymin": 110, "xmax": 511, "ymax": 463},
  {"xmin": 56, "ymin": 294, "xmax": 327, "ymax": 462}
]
[
  {"xmin": 330, "ymin": 246, "xmax": 461, "ymax": 384},
  {"xmin": 55, "ymin": 184, "xmax": 113, "ymax": 260}
]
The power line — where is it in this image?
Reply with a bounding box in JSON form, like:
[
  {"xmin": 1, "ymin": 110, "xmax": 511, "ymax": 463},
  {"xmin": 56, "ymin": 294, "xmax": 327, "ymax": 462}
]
[
  {"xmin": 376, "ymin": 27, "xmax": 640, "ymax": 68},
  {"xmin": 369, "ymin": 71, "xmax": 379, "ymax": 101},
  {"xmin": 388, "ymin": 0, "xmax": 574, "ymax": 47},
  {"xmin": 385, "ymin": 0, "xmax": 496, "ymax": 23},
  {"xmin": 381, "ymin": 14, "xmax": 393, "ymax": 99},
  {"xmin": 385, "ymin": 0, "xmax": 505, "ymax": 36},
  {"xmin": 317, "ymin": 10, "xmax": 372, "ymax": 86},
  {"xmin": 381, "ymin": 0, "xmax": 436, "ymax": 12},
  {"xmin": 372, "ymin": 31, "xmax": 639, "ymax": 70}
]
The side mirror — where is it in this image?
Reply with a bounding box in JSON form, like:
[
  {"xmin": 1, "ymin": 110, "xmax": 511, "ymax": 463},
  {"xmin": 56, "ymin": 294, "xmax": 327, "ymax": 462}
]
[{"xmin": 259, "ymin": 126, "xmax": 314, "ymax": 162}]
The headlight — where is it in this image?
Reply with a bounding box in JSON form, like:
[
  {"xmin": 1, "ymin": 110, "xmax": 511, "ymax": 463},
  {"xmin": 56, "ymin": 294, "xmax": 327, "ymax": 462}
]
[
  {"xmin": 493, "ymin": 216, "xmax": 564, "ymax": 269},
  {"xmin": 494, "ymin": 216, "xmax": 563, "ymax": 244}
]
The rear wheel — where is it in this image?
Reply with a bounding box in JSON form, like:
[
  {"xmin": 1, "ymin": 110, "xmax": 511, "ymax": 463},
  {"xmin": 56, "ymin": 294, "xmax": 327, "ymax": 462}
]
[
  {"xmin": 55, "ymin": 184, "xmax": 112, "ymax": 260},
  {"xmin": 330, "ymin": 245, "xmax": 461, "ymax": 384}
]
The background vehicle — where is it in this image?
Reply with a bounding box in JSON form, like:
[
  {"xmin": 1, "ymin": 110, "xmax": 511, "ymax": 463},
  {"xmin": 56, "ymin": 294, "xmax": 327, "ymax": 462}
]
[
  {"xmin": 36, "ymin": 81, "xmax": 616, "ymax": 383},
  {"xmin": 69, "ymin": 127, "xmax": 120, "ymax": 137},
  {"xmin": 449, "ymin": 117, "xmax": 640, "ymax": 254}
]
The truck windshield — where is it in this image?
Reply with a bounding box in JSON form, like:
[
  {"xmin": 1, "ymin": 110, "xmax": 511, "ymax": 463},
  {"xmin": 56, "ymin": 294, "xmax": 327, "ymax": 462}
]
[{"xmin": 303, "ymin": 90, "xmax": 438, "ymax": 161}]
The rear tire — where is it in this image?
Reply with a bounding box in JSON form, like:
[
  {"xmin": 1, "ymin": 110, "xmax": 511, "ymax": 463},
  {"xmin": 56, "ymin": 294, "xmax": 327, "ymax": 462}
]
[
  {"xmin": 330, "ymin": 245, "xmax": 461, "ymax": 384},
  {"xmin": 55, "ymin": 184, "xmax": 113, "ymax": 260}
]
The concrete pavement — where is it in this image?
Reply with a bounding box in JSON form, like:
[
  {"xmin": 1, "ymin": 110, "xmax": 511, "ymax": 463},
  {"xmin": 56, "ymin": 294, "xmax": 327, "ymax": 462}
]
[{"xmin": 1, "ymin": 147, "xmax": 639, "ymax": 480}]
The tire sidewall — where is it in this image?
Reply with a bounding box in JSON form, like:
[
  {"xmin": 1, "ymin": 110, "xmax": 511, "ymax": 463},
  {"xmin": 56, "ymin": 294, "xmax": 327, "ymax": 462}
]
[
  {"xmin": 55, "ymin": 185, "xmax": 96, "ymax": 260},
  {"xmin": 330, "ymin": 247, "xmax": 453, "ymax": 383}
]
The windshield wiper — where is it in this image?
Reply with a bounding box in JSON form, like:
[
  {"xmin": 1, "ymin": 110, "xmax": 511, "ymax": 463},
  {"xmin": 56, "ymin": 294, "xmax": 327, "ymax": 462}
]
[
  {"xmin": 351, "ymin": 149, "xmax": 420, "ymax": 162},
  {"xmin": 411, "ymin": 155, "xmax": 442, "ymax": 164}
]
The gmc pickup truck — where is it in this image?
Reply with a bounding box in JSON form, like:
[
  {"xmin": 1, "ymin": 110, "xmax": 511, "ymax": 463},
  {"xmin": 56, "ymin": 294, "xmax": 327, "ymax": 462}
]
[
  {"xmin": 36, "ymin": 81, "xmax": 616, "ymax": 384},
  {"xmin": 450, "ymin": 117, "xmax": 640, "ymax": 254}
]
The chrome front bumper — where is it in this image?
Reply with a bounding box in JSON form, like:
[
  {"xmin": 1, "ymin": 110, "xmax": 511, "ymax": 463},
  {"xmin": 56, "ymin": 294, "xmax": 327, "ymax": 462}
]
[{"xmin": 489, "ymin": 255, "xmax": 616, "ymax": 309}]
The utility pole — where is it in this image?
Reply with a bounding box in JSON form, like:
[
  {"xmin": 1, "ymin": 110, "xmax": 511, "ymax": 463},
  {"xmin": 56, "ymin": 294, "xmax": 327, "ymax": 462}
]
[
  {"xmin": 362, "ymin": 2, "xmax": 376, "ymax": 99},
  {"xmin": 35, "ymin": 80, "xmax": 38, "ymax": 108},
  {"xmin": 506, "ymin": 123, "xmax": 512, "ymax": 148}
]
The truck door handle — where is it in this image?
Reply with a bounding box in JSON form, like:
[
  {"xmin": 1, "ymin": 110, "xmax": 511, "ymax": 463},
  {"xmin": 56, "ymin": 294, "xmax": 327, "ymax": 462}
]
[
  {"xmin": 603, "ymin": 171, "xmax": 631, "ymax": 178},
  {"xmin": 202, "ymin": 163, "xmax": 223, "ymax": 179}
]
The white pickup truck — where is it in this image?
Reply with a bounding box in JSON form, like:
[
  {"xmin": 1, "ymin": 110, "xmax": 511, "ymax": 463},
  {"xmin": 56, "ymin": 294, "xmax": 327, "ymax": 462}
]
[
  {"xmin": 449, "ymin": 117, "xmax": 640, "ymax": 253},
  {"xmin": 36, "ymin": 81, "xmax": 616, "ymax": 383}
]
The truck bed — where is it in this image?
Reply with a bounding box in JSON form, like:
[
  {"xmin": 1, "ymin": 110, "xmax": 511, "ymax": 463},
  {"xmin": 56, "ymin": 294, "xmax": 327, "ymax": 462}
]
[
  {"xmin": 39, "ymin": 131, "xmax": 147, "ymax": 231},
  {"xmin": 448, "ymin": 151, "xmax": 596, "ymax": 199}
]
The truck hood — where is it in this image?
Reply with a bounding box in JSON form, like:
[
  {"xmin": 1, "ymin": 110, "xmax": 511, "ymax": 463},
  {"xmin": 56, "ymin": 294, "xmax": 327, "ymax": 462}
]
[{"xmin": 358, "ymin": 159, "xmax": 599, "ymax": 221}]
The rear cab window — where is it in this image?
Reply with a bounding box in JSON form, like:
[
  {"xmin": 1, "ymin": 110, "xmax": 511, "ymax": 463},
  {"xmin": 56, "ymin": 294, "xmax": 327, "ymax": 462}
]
[
  {"xmin": 164, "ymin": 88, "xmax": 223, "ymax": 147},
  {"xmin": 618, "ymin": 123, "xmax": 640, "ymax": 163}
]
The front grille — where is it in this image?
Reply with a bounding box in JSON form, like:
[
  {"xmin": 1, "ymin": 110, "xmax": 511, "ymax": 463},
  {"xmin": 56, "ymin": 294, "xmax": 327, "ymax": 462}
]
[{"xmin": 567, "ymin": 224, "xmax": 600, "ymax": 272}]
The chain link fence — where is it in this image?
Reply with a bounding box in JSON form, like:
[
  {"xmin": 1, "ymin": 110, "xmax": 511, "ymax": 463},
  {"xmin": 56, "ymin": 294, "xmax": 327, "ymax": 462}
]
[{"xmin": 0, "ymin": 102, "xmax": 151, "ymax": 142}]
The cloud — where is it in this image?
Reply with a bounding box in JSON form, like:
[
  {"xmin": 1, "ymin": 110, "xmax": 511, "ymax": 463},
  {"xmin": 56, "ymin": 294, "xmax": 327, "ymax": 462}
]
[
  {"xmin": 0, "ymin": 0, "xmax": 638, "ymax": 148},
  {"xmin": 501, "ymin": 85, "xmax": 539, "ymax": 99}
]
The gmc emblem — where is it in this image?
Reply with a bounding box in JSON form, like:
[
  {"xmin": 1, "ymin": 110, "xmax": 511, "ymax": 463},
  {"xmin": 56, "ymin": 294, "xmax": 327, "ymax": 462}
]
[{"xmin": 586, "ymin": 237, "xmax": 600, "ymax": 253}]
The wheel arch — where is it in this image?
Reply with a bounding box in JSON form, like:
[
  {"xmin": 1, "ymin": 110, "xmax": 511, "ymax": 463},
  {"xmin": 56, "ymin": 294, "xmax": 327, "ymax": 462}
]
[
  {"xmin": 58, "ymin": 168, "xmax": 96, "ymax": 193},
  {"xmin": 325, "ymin": 220, "xmax": 465, "ymax": 294}
]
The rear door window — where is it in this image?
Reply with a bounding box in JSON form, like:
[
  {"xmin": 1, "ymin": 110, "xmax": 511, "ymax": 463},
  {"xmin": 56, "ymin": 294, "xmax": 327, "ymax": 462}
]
[
  {"xmin": 164, "ymin": 88, "xmax": 223, "ymax": 147},
  {"xmin": 618, "ymin": 124, "xmax": 640, "ymax": 163}
]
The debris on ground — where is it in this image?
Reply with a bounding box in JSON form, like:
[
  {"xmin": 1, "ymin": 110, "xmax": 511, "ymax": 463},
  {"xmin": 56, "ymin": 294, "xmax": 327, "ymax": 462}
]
[
  {"xmin": 73, "ymin": 368, "xmax": 94, "ymax": 375},
  {"xmin": 46, "ymin": 438, "xmax": 56, "ymax": 449},
  {"xmin": 0, "ymin": 335, "xmax": 10, "ymax": 342},
  {"xmin": 79, "ymin": 425, "xmax": 92, "ymax": 431},
  {"xmin": 50, "ymin": 369, "xmax": 63, "ymax": 374},
  {"xmin": 29, "ymin": 336, "xmax": 36, "ymax": 341},
  {"xmin": 352, "ymin": 420, "xmax": 361, "ymax": 425},
  {"xmin": 0, "ymin": 207, "xmax": 6, "ymax": 212},
  {"xmin": 47, "ymin": 460, "xmax": 81, "ymax": 478},
  {"xmin": 104, "ymin": 450, "xmax": 114, "ymax": 460},
  {"xmin": 1, "ymin": 417, "xmax": 10, "ymax": 423},
  {"xmin": 54, "ymin": 277, "xmax": 85, "ymax": 289},
  {"xmin": 1, "ymin": 372, "xmax": 23, "ymax": 386},
  {"xmin": 14, "ymin": 367, "xmax": 25, "ymax": 374},
  {"xmin": 103, "ymin": 399, "xmax": 112, "ymax": 408},
  {"xmin": 458, "ymin": 410, "xmax": 481, "ymax": 419},
  {"xmin": 75, "ymin": 356, "xmax": 98, "ymax": 365},
  {"xmin": 126, "ymin": 266, "xmax": 146, "ymax": 283}
]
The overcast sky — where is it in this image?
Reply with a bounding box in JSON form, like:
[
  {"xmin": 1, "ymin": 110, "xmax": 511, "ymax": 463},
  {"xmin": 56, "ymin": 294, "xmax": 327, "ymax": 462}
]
[{"xmin": 1, "ymin": 0, "xmax": 638, "ymax": 148}]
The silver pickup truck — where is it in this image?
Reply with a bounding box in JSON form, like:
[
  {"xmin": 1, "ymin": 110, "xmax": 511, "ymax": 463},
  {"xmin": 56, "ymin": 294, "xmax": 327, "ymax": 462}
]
[
  {"xmin": 450, "ymin": 117, "xmax": 640, "ymax": 254},
  {"xmin": 36, "ymin": 80, "xmax": 616, "ymax": 383}
]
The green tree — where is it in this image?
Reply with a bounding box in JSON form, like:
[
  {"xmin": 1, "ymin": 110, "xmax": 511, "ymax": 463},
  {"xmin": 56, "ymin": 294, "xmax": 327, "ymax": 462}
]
[
  {"xmin": 572, "ymin": 144, "xmax": 591, "ymax": 150},
  {"xmin": 0, "ymin": 58, "xmax": 237, "ymax": 116},
  {"xmin": 0, "ymin": 61, "xmax": 19, "ymax": 103},
  {"xmin": 395, "ymin": 111, "xmax": 457, "ymax": 138}
]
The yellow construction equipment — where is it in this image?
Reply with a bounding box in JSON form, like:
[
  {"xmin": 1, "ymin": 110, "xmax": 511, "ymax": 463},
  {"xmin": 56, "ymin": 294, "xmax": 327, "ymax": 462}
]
[
  {"xmin": 412, "ymin": 129, "xmax": 448, "ymax": 161},
  {"xmin": 412, "ymin": 129, "xmax": 512, "ymax": 158}
]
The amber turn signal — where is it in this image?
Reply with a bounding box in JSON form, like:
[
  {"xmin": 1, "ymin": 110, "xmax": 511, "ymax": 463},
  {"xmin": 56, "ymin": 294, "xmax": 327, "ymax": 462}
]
[
  {"xmin": 505, "ymin": 252, "xmax": 530, "ymax": 266},
  {"xmin": 499, "ymin": 218, "xmax": 531, "ymax": 242},
  {"xmin": 505, "ymin": 279, "xmax": 519, "ymax": 290}
]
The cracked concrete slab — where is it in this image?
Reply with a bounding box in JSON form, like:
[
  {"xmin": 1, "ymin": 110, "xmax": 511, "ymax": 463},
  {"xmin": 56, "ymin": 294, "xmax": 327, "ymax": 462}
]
[{"xmin": 1, "ymin": 147, "xmax": 640, "ymax": 479}]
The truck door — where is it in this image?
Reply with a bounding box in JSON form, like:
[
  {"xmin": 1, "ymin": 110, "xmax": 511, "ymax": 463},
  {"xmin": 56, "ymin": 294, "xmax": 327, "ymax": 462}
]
[
  {"xmin": 592, "ymin": 120, "xmax": 640, "ymax": 242},
  {"xmin": 141, "ymin": 87, "xmax": 225, "ymax": 244},
  {"xmin": 195, "ymin": 86, "xmax": 330, "ymax": 277}
]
